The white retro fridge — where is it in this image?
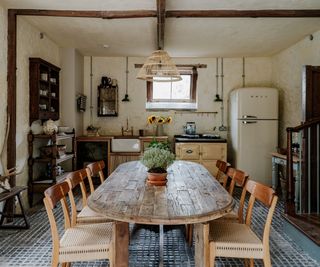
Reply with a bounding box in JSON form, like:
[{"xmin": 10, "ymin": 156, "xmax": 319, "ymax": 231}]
[{"xmin": 229, "ymin": 87, "xmax": 278, "ymax": 186}]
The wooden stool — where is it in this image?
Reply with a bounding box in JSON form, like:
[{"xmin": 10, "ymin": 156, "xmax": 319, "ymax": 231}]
[{"xmin": 0, "ymin": 186, "xmax": 30, "ymax": 229}]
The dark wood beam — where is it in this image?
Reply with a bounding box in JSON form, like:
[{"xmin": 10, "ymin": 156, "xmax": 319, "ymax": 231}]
[
  {"xmin": 14, "ymin": 9, "xmax": 157, "ymax": 19},
  {"xmin": 7, "ymin": 9, "xmax": 17, "ymax": 187},
  {"xmin": 157, "ymin": 0, "xmax": 166, "ymax": 49},
  {"xmin": 166, "ymin": 9, "xmax": 320, "ymax": 18}
]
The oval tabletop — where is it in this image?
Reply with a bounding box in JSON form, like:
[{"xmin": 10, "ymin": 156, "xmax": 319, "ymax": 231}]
[{"xmin": 88, "ymin": 160, "xmax": 234, "ymax": 225}]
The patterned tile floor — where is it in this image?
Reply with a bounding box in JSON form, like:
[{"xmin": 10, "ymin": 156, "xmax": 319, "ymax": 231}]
[{"xmin": 0, "ymin": 189, "xmax": 319, "ymax": 267}]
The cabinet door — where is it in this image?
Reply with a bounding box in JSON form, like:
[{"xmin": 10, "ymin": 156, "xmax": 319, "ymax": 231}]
[
  {"xmin": 110, "ymin": 154, "xmax": 140, "ymax": 173},
  {"xmin": 201, "ymin": 143, "xmax": 227, "ymax": 161},
  {"xmin": 176, "ymin": 143, "xmax": 201, "ymax": 160}
]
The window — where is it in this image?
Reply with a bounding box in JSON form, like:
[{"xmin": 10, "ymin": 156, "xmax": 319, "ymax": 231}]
[{"xmin": 146, "ymin": 67, "xmax": 198, "ymax": 110}]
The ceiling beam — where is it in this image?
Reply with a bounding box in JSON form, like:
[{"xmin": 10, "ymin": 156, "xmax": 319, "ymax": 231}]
[
  {"xmin": 14, "ymin": 9, "xmax": 157, "ymax": 19},
  {"xmin": 166, "ymin": 9, "xmax": 320, "ymax": 18},
  {"xmin": 157, "ymin": 0, "xmax": 166, "ymax": 50}
]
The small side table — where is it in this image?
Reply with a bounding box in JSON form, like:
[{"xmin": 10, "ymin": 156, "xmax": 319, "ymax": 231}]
[{"xmin": 271, "ymin": 152, "xmax": 300, "ymax": 210}]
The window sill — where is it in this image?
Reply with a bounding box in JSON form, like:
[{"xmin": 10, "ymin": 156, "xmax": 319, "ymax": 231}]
[{"xmin": 146, "ymin": 102, "xmax": 197, "ymax": 111}]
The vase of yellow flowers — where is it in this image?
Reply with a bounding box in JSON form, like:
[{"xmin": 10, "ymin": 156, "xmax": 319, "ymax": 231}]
[{"xmin": 147, "ymin": 115, "xmax": 172, "ymax": 136}]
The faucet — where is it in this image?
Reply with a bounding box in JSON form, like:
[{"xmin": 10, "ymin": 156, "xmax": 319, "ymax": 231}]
[{"xmin": 121, "ymin": 117, "xmax": 133, "ymax": 136}]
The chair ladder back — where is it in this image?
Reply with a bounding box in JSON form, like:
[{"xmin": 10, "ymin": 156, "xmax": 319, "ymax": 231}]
[
  {"xmin": 222, "ymin": 167, "xmax": 235, "ymax": 189},
  {"xmin": 263, "ymin": 195, "xmax": 278, "ymax": 251},
  {"xmin": 244, "ymin": 194, "xmax": 256, "ymax": 226},
  {"xmin": 78, "ymin": 168, "xmax": 90, "ymax": 206},
  {"xmin": 65, "ymin": 182, "xmax": 77, "ymax": 227},
  {"xmin": 216, "ymin": 160, "xmax": 228, "ymax": 173},
  {"xmin": 224, "ymin": 168, "xmax": 245, "ymax": 196},
  {"xmin": 67, "ymin": 170, "xmax": 88, "ymax": 208},
  {"xmin": 44, "ymin": 181, "xmax": 69, "ymax": 209},
  {"xmin": 85, "ymin": 168, "xmax": 95, "ymax": 194},
  {"xmin": 237, "ymin": 180, "xmax": 249, "ymax": 223},
  {"xmin": 43, "ymin": 197, "xmax": 60, "ymax": 263},
  {"xmin": 87, "ymin": 161, "xmax": 106, "ymax": 187},
  {"xmin": 44, "ymin": 182, "xmax": 71, "ymax": 229}
]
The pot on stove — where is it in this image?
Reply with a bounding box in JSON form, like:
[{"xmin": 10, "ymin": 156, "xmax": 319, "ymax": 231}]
[{"xmin": 183, "ymin": 122, "xmax": 196, "ymax": 135}]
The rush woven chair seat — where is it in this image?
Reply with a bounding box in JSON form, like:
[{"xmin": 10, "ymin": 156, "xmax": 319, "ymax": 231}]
[
  {"xmin": 66, "ymin": 169, "xmax": 111, "ymax": 225},
  {"xmin": 43, "ymin": 181, "xmax": 114, "ymax": 267},
  {"xmin": 208, "ymin": 180, "xmax": 278, "ymax": 267}
]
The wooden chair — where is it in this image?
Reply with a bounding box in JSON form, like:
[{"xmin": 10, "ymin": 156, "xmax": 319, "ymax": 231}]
[
  {"xmin": 86, "ymin": 160, "xmax": 106, "ymax": 192},
  {"xmin": 186, "ymin": 168, "xmax": 247, "ymax": 245},
  {"xmin": 208, "ymin": 180, "xmax": 278, "ymax": 267},
  {"xmin": 43, "ymin": 181, "xmax": 114, "ymax": 267},
  {"xmin": 214, "ymin": 160, "xmax": 229, "ymax": 183},
  {"xmin": 186, "ymin": 163, "xmax": 234, "ymax": 246},
  {"xmin": 66, "ymin": 169, "xmax": 111, "ymax": 226}
]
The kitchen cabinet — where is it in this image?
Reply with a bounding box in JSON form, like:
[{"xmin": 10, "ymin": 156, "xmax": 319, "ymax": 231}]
[
  {"xmin": 110, "ymin": 153, "xmax": 141, "ymax": 173},
  {"xmin": 175, "ymin": 142, "xmax": 227, "ymax": 176},
  {"xmin": 76, "ymin": 136, "xmax": 112, "ymax": 177},
  {"xmin": 29, "ymin": 58, "xmax": 60, "ymax": 124},
  {"xmin": 110, "ymin": 136, "xmax": 169, "ymax": 173},
  {"xmin": 28, "ymin": 130, "xmax": 75, "ymax": 207}
]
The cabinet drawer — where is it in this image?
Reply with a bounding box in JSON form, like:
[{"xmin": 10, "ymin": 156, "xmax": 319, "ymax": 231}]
[
  {"xmin": 201, "ymin": 143, "xmax": 227, "ymax": 160},
  {"xmin": 176, "ymin": 144, "xmax": 201, "ymax": 160}
]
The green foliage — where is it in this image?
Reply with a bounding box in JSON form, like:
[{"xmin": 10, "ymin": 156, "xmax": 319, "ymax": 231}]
[
  {"xmin": 148, "ymin": 140, "xmax": 171, "ymax": 151},
  {"xmin": 141, "ymin": 147, "xmax": 175, "ymax": 173}
]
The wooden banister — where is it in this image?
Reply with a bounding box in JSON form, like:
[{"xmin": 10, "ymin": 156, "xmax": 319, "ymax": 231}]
[{"xmin": 286, "ymin": 117, "xmax": 320, "ymax": 216}]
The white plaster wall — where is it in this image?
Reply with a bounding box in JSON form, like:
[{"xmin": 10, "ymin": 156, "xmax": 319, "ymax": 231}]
[
  {"xmin": 60, "ymin": 48, "xmax": 84, "ymax": 135},
  {"xmin": 83, "ymin": 56, "xmax": 272, "ymax": 140},
  {"xmin": 272, "ymin": 31, "xmax": 320, "ymax": 146},
  {"xmin": 75, "ymin": 50, "xmax": 84, "ymax": 135},
  {"xmin": 60, "ymin": 48, "xmax": 76, "ymax": 127},
  {"xmin": 16, "ymin": 17, "xmax": 60, "ymax": 205}
]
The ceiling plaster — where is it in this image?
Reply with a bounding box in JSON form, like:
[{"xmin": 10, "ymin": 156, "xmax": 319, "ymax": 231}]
[{"xmin": 2, "ymin": 0, "xmax": 320, "ymax": 57}]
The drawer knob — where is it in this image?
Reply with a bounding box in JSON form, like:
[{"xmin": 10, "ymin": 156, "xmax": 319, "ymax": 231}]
[{"xmin": 186, "ymin": 149, "xmax": 193, "ymax": 154}]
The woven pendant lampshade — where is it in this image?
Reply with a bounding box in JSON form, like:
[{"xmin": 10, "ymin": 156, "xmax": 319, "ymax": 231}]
[{"xmin": 136, "ymin": 50, "xmax": 182, "ymax": 82}]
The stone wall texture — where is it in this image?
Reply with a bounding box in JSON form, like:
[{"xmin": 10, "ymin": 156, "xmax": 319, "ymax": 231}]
[{"xmin": 272, "ymin": 30, "xmax": 320, "ymax": 146}]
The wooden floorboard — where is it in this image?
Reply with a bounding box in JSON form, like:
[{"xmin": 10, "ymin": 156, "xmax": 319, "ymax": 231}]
[{"xmin": 283, "ymin": 213, "xmax": 320, "ymax": 246}]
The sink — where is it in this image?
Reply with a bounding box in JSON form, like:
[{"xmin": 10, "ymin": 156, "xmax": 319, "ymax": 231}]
[{"xmin": 111, "ymin": 138, "xmax": 141, "ymax": 152}]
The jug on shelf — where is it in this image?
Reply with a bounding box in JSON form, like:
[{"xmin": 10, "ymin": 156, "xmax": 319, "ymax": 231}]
[{"xmin": 183, "ymin": 122, "xmax": 196, "ymax": 135}]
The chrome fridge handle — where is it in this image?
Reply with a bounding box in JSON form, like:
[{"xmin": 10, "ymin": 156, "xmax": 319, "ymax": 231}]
[
  {"xmin": 242, "ymin": 121, "xmax": 257, "ymax": 124},
  {"xmin": 242, "ymin": 115, "xmax": 257, "ymax": 119}
]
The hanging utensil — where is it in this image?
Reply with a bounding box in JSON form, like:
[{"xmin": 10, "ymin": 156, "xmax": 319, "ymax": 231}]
[{"xmin": 122, "ymin": 57, "xmax": 130, "ymax": 102}]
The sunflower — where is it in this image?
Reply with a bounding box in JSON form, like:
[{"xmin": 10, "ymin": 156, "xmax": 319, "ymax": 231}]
[
  {"xmin": 147, "ymin": 115, "xmax": 173, "ymax": 125},
  {"xmin": 157, "ymin": 117, "xmax": 165, "ymax": 124},
  {"xmin": 147, "ymin": 115, "xmax": 157, "ymax": 124},
  {"xmin": 165, "ymin": 116, "xmax": 172, "ymax": 124}
]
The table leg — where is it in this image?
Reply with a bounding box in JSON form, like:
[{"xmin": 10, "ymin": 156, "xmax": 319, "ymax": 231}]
[
  {"xmin": 194, "ymin": 222, "xmax": 210, "ymax": 267},
  {"xmin": 114, "ymin": 221, "xmax": 129, "ymax": 267},
  {"xmin": 159, "ymin": 224, "xmax": 164, "ymax": 267},
  {"xmin": 272, "ymin": 157, "xmax": 279, "ymax": 190}
]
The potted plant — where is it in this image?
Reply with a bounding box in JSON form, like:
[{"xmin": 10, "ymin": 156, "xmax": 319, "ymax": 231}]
[{"xmin": 141, "ymin": 145, "xmax": 175, "ymax": 186}]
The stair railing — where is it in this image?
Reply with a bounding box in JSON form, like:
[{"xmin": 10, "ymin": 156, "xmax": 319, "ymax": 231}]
[{"xmin": 286, "ymin": 118, "xmax": 320, "ymax": 216}]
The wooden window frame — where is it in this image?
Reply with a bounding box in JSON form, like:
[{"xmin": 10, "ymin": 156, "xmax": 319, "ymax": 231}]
[{"xmin": 147, "ymin": 67, "xmax": 198, "ymax": 103}]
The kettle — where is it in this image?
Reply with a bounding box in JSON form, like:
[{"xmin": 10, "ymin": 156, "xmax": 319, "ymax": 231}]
[{"xmin": 184, "ymin": 122, "xmax": 196, "ymax": 135}]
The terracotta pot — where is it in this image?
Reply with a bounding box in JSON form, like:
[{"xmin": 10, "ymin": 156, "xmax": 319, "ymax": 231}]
[{"xmin": 147, "ymin": 172, "xmax": 167, "ymax": 186}]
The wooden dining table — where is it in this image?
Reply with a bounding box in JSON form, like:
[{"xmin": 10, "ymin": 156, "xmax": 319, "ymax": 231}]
[{"xmin": 88, "ymin": 160, "xmax": 234, "ymax": 267}]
